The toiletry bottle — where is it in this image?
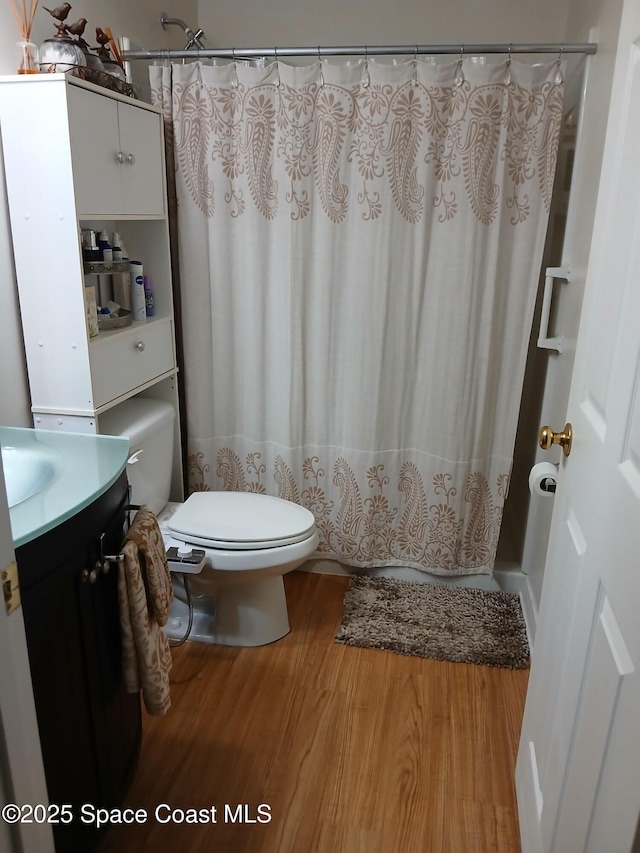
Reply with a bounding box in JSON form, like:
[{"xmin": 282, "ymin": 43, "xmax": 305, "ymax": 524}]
[
  {"xmin": 143, "ymin": 275, "xmax": 155, "ymax": 316},
  {"xmin": 98, "ymin": 230, "xmax": 113, "ymax": 264},
  {"xmin": 111, "ymin": 232, "xmax": 123, "ymax": 263},
  {"xmin": 116, "ymin": 233, "xmax": 129, "ymax": 262},
  {"xmin": 129, "ymin": 260, "xmax": 146, "ymax": 321},
  {"xmin": 82, "ymin": 230, "xmax": 101, "ymax": 263}
]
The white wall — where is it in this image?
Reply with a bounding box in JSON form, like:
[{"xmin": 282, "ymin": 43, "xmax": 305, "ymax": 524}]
[
  {"xmin": 197, "ymin": 0, "xmax": 570, "ymax": 47},
  {"xmin": 0, "ymin": 0, "xmax": 196, "ymax": 427}
]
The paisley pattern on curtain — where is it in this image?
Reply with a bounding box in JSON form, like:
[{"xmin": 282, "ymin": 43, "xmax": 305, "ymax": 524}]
[
  {"xmin": 157, "ymin": 63, "xmax": 562, "ymax": 226},
  {"xmin": 151, "ymin": 58, "xmax": 563, "ymax": 576},
  {"xmin": 188, "ymin": 448, "xmax": 509, "ymax": 572}
]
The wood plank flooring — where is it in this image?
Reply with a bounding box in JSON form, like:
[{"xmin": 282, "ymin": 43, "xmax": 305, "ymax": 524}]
[{"xmin": 97, "ymin": 571, "xmax": 528, "ymax": 853}]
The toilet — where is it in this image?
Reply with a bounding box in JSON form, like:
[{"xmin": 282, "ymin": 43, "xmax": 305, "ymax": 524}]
[{"xmin": 100, "ymin": 398, "xmax": 319, "ymax": 646}]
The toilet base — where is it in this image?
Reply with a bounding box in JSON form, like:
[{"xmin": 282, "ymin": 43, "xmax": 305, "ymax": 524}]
[{"xmin": 164, "ymin": 574, "xmax": 291, "ymax": 647}]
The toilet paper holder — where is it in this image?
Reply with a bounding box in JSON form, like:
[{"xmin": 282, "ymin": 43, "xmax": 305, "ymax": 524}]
[
  {"xmin": 539, "ymin": 472, "xmax": 557, "ymax": 493},
  {"xmin": 529, "ymin": 461, "xmax": 559, "ymax": 496}
]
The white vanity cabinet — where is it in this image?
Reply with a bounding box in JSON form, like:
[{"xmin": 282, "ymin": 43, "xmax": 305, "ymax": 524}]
[{"xmin": 0, "ymin": 74, "xmax": 183, "ymax": 500}]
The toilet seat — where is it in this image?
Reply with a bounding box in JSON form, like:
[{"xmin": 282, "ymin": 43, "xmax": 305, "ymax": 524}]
[{"xmin": 167, "ymin": 491, "xmax": 316, "ymax": 551}]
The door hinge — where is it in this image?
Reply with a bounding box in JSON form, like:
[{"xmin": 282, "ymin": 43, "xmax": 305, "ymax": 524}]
[{"xmin": 2, "ymin": 561, "xmax": 21, "ymax": 615}]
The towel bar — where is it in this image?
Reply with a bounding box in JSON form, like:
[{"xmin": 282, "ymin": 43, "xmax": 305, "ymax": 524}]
[{"xmin": 94, "ymin": 502, "xmax": 154, "ymax": 574}]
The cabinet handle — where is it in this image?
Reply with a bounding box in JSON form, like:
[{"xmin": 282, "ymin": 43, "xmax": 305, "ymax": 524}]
[
  {"xmin": 115, "ymin": 151, "xmax": 125, "ymax": 164},
  {"xmin": 81, "ymin": 563, "xmax": 102, "ymax": 583},
  {"xmin": 126, "ymin": 153, "xmax": 136, "ymax": 165},
  {"xmin": 135, "ymin": 340, "xmax": 145, "ymax": 352}
]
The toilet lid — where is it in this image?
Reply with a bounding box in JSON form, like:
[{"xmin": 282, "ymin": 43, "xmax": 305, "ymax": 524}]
[{"xmin": 167, "ymin": 491, "xmax": 316, "ymax": 550}]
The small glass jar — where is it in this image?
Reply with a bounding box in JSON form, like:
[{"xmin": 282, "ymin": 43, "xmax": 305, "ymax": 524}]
[
  {"xmin": 82, "ymin": 49, "xmax": 105, "ymax": 76},
  {"xmin": 39, "ymin": 37, "xmax": 87, "ymax": 75},
  {"xmin": 102, "ymin": 58, "xmax": 127, "ymax": 81},
  {"xmin": 16, "ymin": 41, "xmax": 39, "ymax": 75}
]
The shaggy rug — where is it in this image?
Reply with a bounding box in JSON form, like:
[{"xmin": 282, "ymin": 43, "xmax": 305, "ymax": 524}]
[{"xmin": 335, "ymin": 575, "xmax": 529, "ymax": 669}]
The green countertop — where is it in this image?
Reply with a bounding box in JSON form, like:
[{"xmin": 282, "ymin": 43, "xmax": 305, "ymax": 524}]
[{"xmin": 1, "ymin": 427, "xmax": 130, "ymax": 547}]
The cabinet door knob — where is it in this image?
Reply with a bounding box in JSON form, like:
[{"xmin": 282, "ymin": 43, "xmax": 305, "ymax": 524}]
[
  {"xmin": 135, "ymin": 340, "xmax": 145, "ymax": 352},
  {"xmin": 81, "ymin": 564, "xmax": 101, "ymax": 583},
  {"xmin": 115, "ymin": 151, "xmax": 125, "ymax": 164},
  {"xmin": 126, "ymin": 153, "xmax": 136, "ymax": 165}
]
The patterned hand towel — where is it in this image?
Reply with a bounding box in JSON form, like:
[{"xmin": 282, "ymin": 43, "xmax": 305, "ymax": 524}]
[{"xmin": 118, "ymin": 506, "xmax": 173, "ymax": 716}]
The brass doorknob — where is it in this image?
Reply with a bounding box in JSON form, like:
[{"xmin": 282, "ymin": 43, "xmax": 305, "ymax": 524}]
[{"xmin": 539, "ymin": 422, "xmax": 573, "ymax": 457}]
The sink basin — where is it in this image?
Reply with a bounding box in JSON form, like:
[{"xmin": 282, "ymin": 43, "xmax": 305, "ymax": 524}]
[
  {"xmin": 1, "ymin": 444, "xmax": 60, "ymax": 508},
  {"xmin": 0, "ymin": 426, "xmax": 130, "ymax": 547}
]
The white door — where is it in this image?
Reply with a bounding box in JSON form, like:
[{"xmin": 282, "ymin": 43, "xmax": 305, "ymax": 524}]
[{"xmin": 516, "ymin": 2, "xmax": 640, "ymax": 851}]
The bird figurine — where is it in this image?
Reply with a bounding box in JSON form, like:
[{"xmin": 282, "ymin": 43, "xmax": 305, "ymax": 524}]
[
  {"xmin": 43, "ymin": 3, "xmax": 72, "ymax": 22},
  {"xmin": 94, "ymin": 28, "xmax": 113, "ymax": 61},
  {"xmin": 66, "ymin": 17, "xmax": 87, "ymax": 38},
  {"xmin": 95, "ymin": 27, "xmax": 110, "ymax": 47}
]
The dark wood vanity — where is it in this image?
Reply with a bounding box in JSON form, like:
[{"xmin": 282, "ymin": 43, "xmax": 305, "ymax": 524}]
[{"xmin": 15, "ymin": 472, "xmax": 141, "ymax": 852}]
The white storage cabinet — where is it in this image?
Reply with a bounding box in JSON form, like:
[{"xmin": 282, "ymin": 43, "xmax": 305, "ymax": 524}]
[{"xmin": 0, "ymin": 73, "xmax": 183, "ymax": 500}]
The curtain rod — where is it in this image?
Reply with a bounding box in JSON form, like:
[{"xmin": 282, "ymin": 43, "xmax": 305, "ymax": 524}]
[{"xmin": 123, "ymin": 42, "xmax": 597, "ymax": 61}]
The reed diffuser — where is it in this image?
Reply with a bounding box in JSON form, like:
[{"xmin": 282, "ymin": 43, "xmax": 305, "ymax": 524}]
[{"xmin": 8, "ymin": 0, "xmax": 40, "ymax": 73}]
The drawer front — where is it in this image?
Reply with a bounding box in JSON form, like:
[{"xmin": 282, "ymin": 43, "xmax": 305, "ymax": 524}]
[{"xmin": 90, "ymin": 320, "xmax": 174, "ymax": 408}]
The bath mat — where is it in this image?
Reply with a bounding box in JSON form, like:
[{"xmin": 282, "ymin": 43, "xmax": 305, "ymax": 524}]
[{"xmin": 335, "ymin": 576, "xmax": 529, "ymax": 669}]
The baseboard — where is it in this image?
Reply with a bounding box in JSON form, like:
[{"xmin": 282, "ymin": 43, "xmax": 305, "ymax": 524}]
[
  {"xmin": 303, "ymin": 557, "xmax": 535, "ymax": 595},
  {"xmin": 302, "ymin": 559, "xmax": 352, "ymax": 577}
]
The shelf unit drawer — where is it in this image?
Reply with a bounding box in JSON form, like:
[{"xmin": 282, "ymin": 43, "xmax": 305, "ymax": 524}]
[{"xmin": 90, "ymin": 319, "xmax": 174, "ymax": 409}]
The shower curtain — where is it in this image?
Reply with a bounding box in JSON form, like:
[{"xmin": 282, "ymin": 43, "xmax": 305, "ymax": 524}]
[{"xmin": 150, "ymin": 56, "xmax": 563, "ymax": 576}]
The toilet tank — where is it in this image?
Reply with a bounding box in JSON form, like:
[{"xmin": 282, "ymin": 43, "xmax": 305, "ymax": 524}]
[{"xmin": 100, "ymin": 398, "xmax": 175, "ymax": 514}]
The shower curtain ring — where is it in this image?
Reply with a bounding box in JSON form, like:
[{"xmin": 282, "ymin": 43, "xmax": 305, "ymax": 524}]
[
  {"xmin": 504, "ymin": 42, "xmax": 512, "ymax": 85},
  {"xmin": 363, "ymin": 45, "xmax": 370, "ymax": 88},
  {"xmin": 318, "ymin": 45, "xmax": 325, "ymax": 88},
  {"xmin": 274, "ymin": 46, "xmax": 281, "ymax": 88},
  {"xmin": 454, "ymin": 44, "xmax": 465, "ymax": 87},
  {"xmin": 554, "ymin": 43, "xmax": 564, "ymax": 85},
  {"xmin": 231, "ymin": 47, "xmax": 239, "ymax": 88},
  {"xmin": 412, "ymin": 45, "xmax": 418, "ymax": 86}
]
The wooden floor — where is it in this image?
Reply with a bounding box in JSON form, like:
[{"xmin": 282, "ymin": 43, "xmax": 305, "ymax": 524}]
[{"xmin": 97, "ymin": 571, "xmax": 528, "ymax": 853}]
